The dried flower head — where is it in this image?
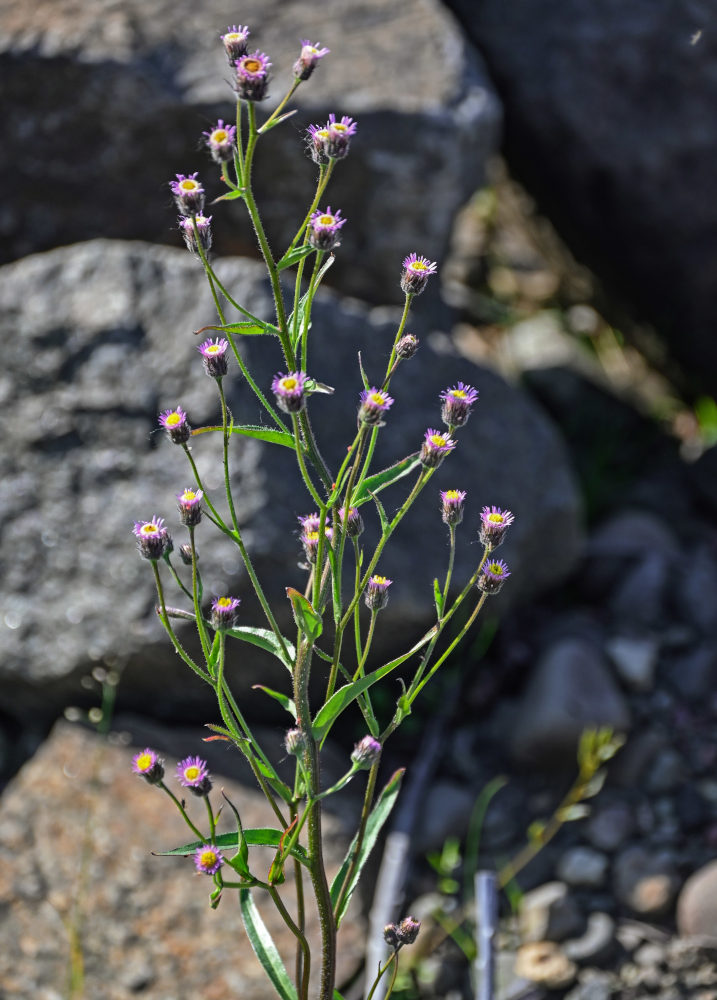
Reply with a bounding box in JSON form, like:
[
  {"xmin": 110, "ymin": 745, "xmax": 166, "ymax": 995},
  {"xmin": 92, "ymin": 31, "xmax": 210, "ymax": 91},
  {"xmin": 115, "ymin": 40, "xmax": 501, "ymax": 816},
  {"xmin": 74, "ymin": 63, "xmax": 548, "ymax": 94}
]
[
  {"xmin": 211, "ymin": 596, "xmax": 241, "ymax": 630},
  {"xmin": 197, "ymin": 337, "xmax": 229, "ymax": 378},
  {"xmin": 440, "ymin": 489, "xmax": 467, "ymax": 527},
  {"xmin": 479, "ymin": 506, "xmax": 515, "ymax": 550},
  {"xmin": 359, "ymin": 387, "xmax": 394, "ymax": 426},
  {"xmin": 159, "ymin": 405, "xmax": 191, "ymax": 444},
  {"xmin": 221, "ymin": 25, "xmax": 250, "ymax": 62},
  {"xmin": 401, "ymin": 253, "xmax": 437, "ymax": 296},
  {"xmin": 194, "ymin": 843, "xmax": 224, "ymax": 875},
  {"xmin": 170, "ymin": 173, "xmax": 205, "ymax": 216},
  {"xmin": 397, "ymin": 916, "xmax": 421, "ymax": 945},
  {"xmin": 420, "ymin": 428, "xmax": 456, "ymax": 468},
  {"xmin": 131, "ymin": 748, "xmax": 165, "ymax": 785},
  {"xmin": 293, "ymin": 40, "xmax": 330, "ymax": 81},
  {"xmin": 133, "ymin": 516, "xmax": 171, "ymax": 561},
  {"xmin": 204, "ymin": 120, "xmax": 237, "ymax": 164},
  {"xmin": 234, "ymin": 51, "xmax": 271, "ymax": 102},
  {"xmin": 396, "ymin": 334, "xmax": 419, "ymax": 360},
  {"xmin": 179, "ymin": 214, "xmax": 213, "ymax": 257},
  {"xmin": 308, "ymin": 207, "xmax": 346, "ymax": 251},
  {"xmin": 335, "ymin": 506, "xmax": 364, "ymax": 537},
  {"xmin": 478, "ymin": 558, "xmax": 511, "ymax": 595},
  {"xmin": 365, "ymin": 575, "xmax": 392, "ymax": 612},
  {"xmin": 176, "ymin": 755, "xmax": 213, "ymax": 796},
  {"xmin": 440, "ymin": 382, "xmax": 479, "ymax": 428},
  {"xmin": 272, "ymin": 371, "xmax": 307, "ymax": 414},
  {"xmin": 177, "ymin": 487, "xmax": 203, "ymax": 526},
  {"xmin": 351, "ymin": 735, "xmax": 382, "ymax": 770}
]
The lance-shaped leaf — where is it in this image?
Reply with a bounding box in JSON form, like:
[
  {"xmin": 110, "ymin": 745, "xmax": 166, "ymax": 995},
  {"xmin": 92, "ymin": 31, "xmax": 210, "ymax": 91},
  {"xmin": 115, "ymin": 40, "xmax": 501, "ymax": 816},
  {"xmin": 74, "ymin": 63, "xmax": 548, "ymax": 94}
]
[
  {"xmin": 277, "ymin": 243, "xmax": 315, "ymax": 271},
  {"xmin": 252, "ymin": 685, "xmax": 297, "ymax": 718},
  {"xmin": 330, "ymin": 768, "xmax": 405, "ymax": 926},
  {"xmin": 212, "ymin": 187, "xmax": 245, "ymax": 202},
  {"xmin": 222, "ymin": 791, "xmax": 250, "ymax": 877},
  {"xmin": 191, "ymin": 423, "xmax": 295, "ymax": 449},
  {"xmin": 351, "ymin": 453, "xmax": 422, "ymax": 507},
  {"xmin": 157, "ymin": 828, "xmax": 309, "ymax": 866},
  {"xmin": 286, "ymin": 588, "xmax": 323, "ymax": 644},
  {"xmin": 240, "ymin": 889, "xmax": 298, "ymax": 1000},
  {"xmin": 258, "ymin": 108, "xmax": 299, "ymax": 134},
  {"xmin": 226, "ymin": 626, "xmax": 295, "ymax": 670}
]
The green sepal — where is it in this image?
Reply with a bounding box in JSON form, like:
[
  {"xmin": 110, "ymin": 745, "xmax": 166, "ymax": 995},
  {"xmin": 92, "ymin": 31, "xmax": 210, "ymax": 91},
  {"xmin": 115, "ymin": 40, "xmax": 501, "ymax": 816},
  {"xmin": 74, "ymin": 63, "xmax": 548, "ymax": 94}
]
[
  {"xmin": 225, "ymin": 626, "xmax": 295, "ymax": 670},
  {"xmin": 351, "ymin": 453, "xmax": 422, "ymax": 507},
  {"xmin": 252, "ymin": 685, "xmax": 297, "ymax": 718},
  {"xmin": 286, "ymin": 588, "xmax": 323, "ymax": 644},
  {"xmin": 277, "ymin": 244, "xmax": 315, "ymax": 271},
  {"xmin": 191, "ymin": 423, "xmax": 295, "ymax": 449},
  {"xmin": 240, "ymin": 889, "xmax": 299, "ymax": 1000},
  {"xmin": 158, "ymin": 828, "xmax": 309, "ymax": 866}
]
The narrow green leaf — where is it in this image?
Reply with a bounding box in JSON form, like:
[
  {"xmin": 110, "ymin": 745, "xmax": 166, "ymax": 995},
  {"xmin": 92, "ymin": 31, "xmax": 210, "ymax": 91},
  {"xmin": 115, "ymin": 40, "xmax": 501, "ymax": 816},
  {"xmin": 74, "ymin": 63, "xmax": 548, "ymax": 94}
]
[
  {"xmin": 371, "ymin": 491, "xmax": 390, "ymax": 534},
  {"xmin": 433, "ymin": 578, "xmax": 444, "ymax": 616},
  {"xmin": 277, "ymin": 244, "xmax": 315, "ymax": 271},
  {"xmin": 258, "ymin": 108, "xmax": 299, "ymax": 134},
  {"xmin": 351, "ymin": 453, "xmax": 422, "ymax": 507},
  {"xmin": 330, "ymin": 769, "xmax": 405, "ymax": 926},
  {"xmin": 305, "ymin": 378, "xmax": 335, "ymax": 395},
  {"xmin": 191, "ymin": 423, "xmax": 294, "ymax": 449},
  {"xmin": 289, "ymin": 289, "xmax": 312, "ymax": 349},
  {"xmin": 221, "ymin": 791, "xmax": 250, "ymax": 876},
  {"xmin": 312, "ymin": 658, "xmax": 405, "ymax": 743},
  {"xmin": 334, "ymin": 992, "xmax": 347, "ymax": 1000},
  {"xmin": 286, "ymin": 588, "xmax": 323, "ymax": 643},
  {"xmin": 212, "ymin": 188, "xmax": 245, "ymax": 202},
  {"xmin": 240, "ymin": 889, "xmax": 298, "ymax": 1000},
  {"xmin": 223, "ymin": 322, "xmax": 272, "ymax": 336},
  {"xmin": 357, "ymin": 351, "xmax": 370, "ymax": 391},
  {"xmin": 158, "ymin": 828, "xmax": 309, "ymax": 865},
  {"xmin": 252, "ymin": 685, "xmax": 297, "ymax": 718},
  {"xmin": 226, "ymin": 626, "xmax": 295, "ymax": 670},
  {"xmin": 253, "ymin": 759, "xmax": 294, "ymax": 804},
  {"xmin": 207, "ymin": 632, "xmax": 221, "ymax": 674},
  {"xmin": 557, "ymin": 803, "xmax": 591, "ymax": 823}
]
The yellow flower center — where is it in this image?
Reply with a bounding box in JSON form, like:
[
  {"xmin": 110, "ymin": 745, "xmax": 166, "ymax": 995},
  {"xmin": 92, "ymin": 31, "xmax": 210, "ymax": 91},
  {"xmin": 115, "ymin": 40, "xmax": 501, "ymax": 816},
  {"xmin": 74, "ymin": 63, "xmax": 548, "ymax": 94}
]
[
  {"xmin": 318, "ymin": 215, "xmax": 334, "ymax": 225},
  {"xmin": 430, "ymin": 435, "xmax": 447, "ymax": 447},
  {"xmin": 165, "ymin": 412, "xmax": 181, "ymax": 426},
  {"xmin": 369, "ymin": 393, "xmax": 385, "ymax": 405},
  {"xmin": 180, "ymin": 180, "xmax": 198, "ymax": 191},
  {"xmin": 445, "ymin": 491, "xmax": 461, "ymax": 501},
  {"xmin": 489, "ymin": 563, "xmax": 504, "ymax": 575},
  {"xmin": 225, "ymin": 33, "xmax": 243, "ymax": 43},
  {"xmin": 182, "ymin": 490, "xmax": 198, "ymax": 501},
  {"xmin": 184, "ymin": 765, "xmax": 200, "ymax": 781},
  {"xmin": 373, "ymin": 576, "xmax": 388, "ymax": 585},
  {"xmin": 217, "ymin": 597, "xmax": 232, "ymax": 608},
  {"xmin": 206, "ymin": 345, "xmax": 221, "ymax": 354},
  {"xmin": 136, "ymin": 753, "xmax": 152, "ymax": 770},
  {"xmin": 333, "ymin": 124, "xmax": 347, "ymax": 133},
  {"xmin": 282, "ymin": 377, "xmax": 298, "ymax": 391},
  {"xmin": 411, "ymin": 261, "xmax": 428, "ymax": 271},
  {"xmin": 141, "ymin": 524, "xmax": 159, "ymax": 535},
  {"xmin": 200, "ymin": 849, "xmax": 217, "ymax": 867},
  {"xmin": 211, "ymin": 129, "xmax": 228, "ymax": 143},
  {"xmin": 316, "ymin": 129, "xmax": 330, "ymax": 139},
  {"xmin": 244, "ymin": 58, "xmax": 262, "ymax": 72},
  {"xmin": 451, "ymin": 390, "xmax": 467, "ymax": 398},
  {"xmin": 487, "ymin": 513, "xmax": 504, "ymax": 523}
]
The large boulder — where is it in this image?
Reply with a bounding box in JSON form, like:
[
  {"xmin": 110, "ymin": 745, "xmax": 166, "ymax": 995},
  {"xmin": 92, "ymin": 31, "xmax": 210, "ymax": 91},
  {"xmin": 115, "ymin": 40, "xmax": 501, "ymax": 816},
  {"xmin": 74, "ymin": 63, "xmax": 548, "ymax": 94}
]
[
  {"xmin": 0, "ymin": 239, "xmax": 581, "ymax": 722},
  {"xmin": 444, "ymin": 0, "xmax": 717, "ymax": 393},
  {"xmin": 1, "ymin": 0, "xmax": 500, "ymax": 303}
]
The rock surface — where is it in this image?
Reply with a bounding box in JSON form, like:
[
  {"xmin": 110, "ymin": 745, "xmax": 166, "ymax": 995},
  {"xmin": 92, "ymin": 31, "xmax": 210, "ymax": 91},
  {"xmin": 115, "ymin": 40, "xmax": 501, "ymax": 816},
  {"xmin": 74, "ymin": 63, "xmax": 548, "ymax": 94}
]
[
  {"xmin": 0, "ymin": 720, "xmax": 364, "ymax": 999},
  {"xmin": 444, "ymin": 0, "xmax": 717, "ymax": 393},
  {"xmin": 677, "ymin": 860, "xmax": 717, "ymax": 940},
  {"xmin": 1, "ymin": 0, "xmax": 500, "ymax": 303},
  {"xmin": 0, "ymin": 239, "xmax": 581, "ymax": 722}
]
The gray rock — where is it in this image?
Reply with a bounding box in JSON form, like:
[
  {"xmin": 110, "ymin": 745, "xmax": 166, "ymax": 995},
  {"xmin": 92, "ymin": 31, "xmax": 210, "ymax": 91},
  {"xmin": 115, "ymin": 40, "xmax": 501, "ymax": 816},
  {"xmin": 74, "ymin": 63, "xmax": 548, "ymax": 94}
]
[
  {"xmin": 563, "ymin": 913, "xmax": 616, "ymax": 966},
  {"xmin": 609, "ymin": 551, "xmax": 669, "ymax": 629},
  {"xmin": 675, "ymin": 546, "xmax": 717, "ymax": 635},
  {"xmin": 610, "ymin": 729, "xmax": 666, "ymax": 788},
  {"xmin": 613, "ymin": 846, "xmax": 679, "ymax": 917},
  {"xmin": 604, "ymin": 636, "xmax": 659, "ymax": 692},
  {"xmin": 0, "ymin": 239, "xmax": 582, "ymax": 721},
  {"xmin": 585, "ymin": 800, "xmax": 634, "ymax": 852},
  {"xmin": 645, "ymin": 748, "xmax": 687, "ymax": 795},
  {"xmin": 510, "ymin": 638, "xmax": 630, "ymax": 767},
  {"xmin": 412, "ymin": 782, "xmax": 475, "ymax": 854},
  {"xmin": 677, "ymin": 860, "xmax": 717, "ymax": 940},
  {"xmin": 443, "ymin": 0, "xmax": 717, "ymax": 394},
  {"xmin": 0, "ymin": 0, "xmax": 500, "ymax": 303},
  {"xmin": 667, "ymin": 644, "xmax": 717, "ymax": 701},
  {"xmin": 556, "ymin": 847, "xmax": 609, "ymax": 889},
  {"xmin": 564, "ymin": 972, "xmax": 615, "ymax": 1000},
  {"xmin": 519, "ymin": 882, "xmax": 585, "ymax": 943}
]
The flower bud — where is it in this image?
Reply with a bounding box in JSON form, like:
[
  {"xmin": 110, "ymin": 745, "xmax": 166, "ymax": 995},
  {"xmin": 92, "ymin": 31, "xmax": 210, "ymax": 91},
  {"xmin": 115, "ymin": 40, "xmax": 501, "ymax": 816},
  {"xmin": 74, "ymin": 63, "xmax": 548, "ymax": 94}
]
[
  {"xmin": 131, "ymin": 748, "xmax": 165, "ymax": 785},
  {"xmin": 211, "ymin": 596, "xmax": 241, "ymax": 630},
  {"xmin": 335, "ymin": 506, "xmax": 364, "ymax": 538},
  {"xmin": 293, "ymin": 40, "xmax": 330, "ymax": 81},
  {"xmin": 383, "ymin": 923, "xmax": 400, "ymax": 949},
  {"xmin": 397, "ymin": 916, "xmax": 421, "ymax": 945},
  {"xmin": 440, "ymin": 489, "xmax": 467, "ymax": 527},
  {"xmin": 203, "ymin": 121, "xmax": 236, "ymax": 164},
  {"xmin": 177, "ymin": 487, "xmax": 203, "ymax": 526},
  {"xmin": 351, "ymin": 735, "xmax": 381, "ymax": 770},
  {"xmin": 396, "ymin": 334, "xmax": 419, "ymax": 360},
  {"xmin": 365, "ymin": 575, "xmax": 392, "ymax": 611},
  {"xmin": 179, "ymin": 214, "xmax": 213, "ymax": 257},
  {"xmin": 170, "ymin": 173, "xmax": 205, "ymax": 216},
  {"xmin": 284, "ymin": 728, "xmax": 307, "ymax": 756},
  {"xmin": 179, "ymin": 543, "xmax": 194, "ymax": 566},
  {"xmin": 234, "ymin": 51, "xmax": 271, "ymax": 102}
]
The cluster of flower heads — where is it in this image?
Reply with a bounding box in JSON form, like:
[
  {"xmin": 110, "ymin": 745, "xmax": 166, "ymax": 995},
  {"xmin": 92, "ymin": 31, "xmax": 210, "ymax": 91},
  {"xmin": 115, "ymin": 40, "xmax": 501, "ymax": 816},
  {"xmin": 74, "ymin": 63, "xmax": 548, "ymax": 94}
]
[
  {"xmin": 298, "ymin": 512, "xmax": 333, "ymax": 564},
  {"xmin": 307, "ymin": 114, "xmax": 358, "ymax": 164},
  {"xmin": 220, "ymin": 27, "xmax": 329, "ymax": 100},
  {"xmin": 435, "ymin": 489, "xmax": 515, "ymax": 593},
  {"xmin": 384, "ymin": 916, "xmax": 421, "ymax": 949}
]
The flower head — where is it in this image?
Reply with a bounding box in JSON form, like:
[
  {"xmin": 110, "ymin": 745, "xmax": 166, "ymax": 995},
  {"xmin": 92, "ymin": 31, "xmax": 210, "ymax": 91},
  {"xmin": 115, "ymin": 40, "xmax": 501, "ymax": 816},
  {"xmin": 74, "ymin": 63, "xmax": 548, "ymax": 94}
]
[
  {"xmin": 284, "ymin": 728, "xmax": 306, "ymax": 756},
  {"xmin": 159, "ymin": 405, "xmax": 191, "ymax": 444},
  {"xmin": 365, "ymin": 575, "xmax": 392, "ymax": 612},
  {"xmin": 197, "ymin": 337, "xmax": 229, "ymax": 378},
  {"xmin": 272, "ymin": 371, "xmax": 307, "ymax": 414},
  {"xmin": 298, "ymin": 512, "xmax": 321, "ymax": 533},
  {"xmin": 177, "ymin": 487, "xmax": 203, "ymax": 526},
  {"xmin": 176, "ymin": 755, "xmax": 212, "ymax": 796},
  {"xmin": 234, "ymin": 51, "xmax": 271, "ymax": 102},
  {"xmin": 420, "ymin": 429, "xmax": 456, "ymax": 469},
  {"xmin": 211, "ymin": 596, "xmax": 241, "ymax": 631},
  {"xmin": 397, "ymin": 916, "xmax": 421, "ymax": 945},
  {"xmin": 179, "ymin": 214, "xmax": 212, "ymax": 257},
  {"xmin": 440, "ymin": 382, "xmax": 479, "ymax": 428},
  {"xmin": 396, "ymin": 334, "xmax": 419, "ymax": 360},
  {"xmin": 204, "ymin": 120, "xmax": 237, "ymax": 164},
  {"xmin": 440, "ymin": 489, "xmax": 467, "ymax": 527},
  {"xmin": 306, "ymin": 123, "xmax": 331, "ymax": 165},
  {"xmin": 301, "ymin": 525, "xmax": 333, "ymax": 564},
  {"xmin": 170, "ymin": 173, "xmax": 205, "ymax": 216},
  {"xmin": 401, "ymin": 253, "xmax": 437, "ymax": 296},
  {"xmin": 478, "ymin": 558, "xmax": 511, "ymax": 595},
  {"xmin": 133, "ymin": 516, "xmax": 171, "ymax": 561},
  {"xmin": 479, "ymin": 506, "xmax": 515, "ymax": 550},
  {"xmin": 308, "ymin": 207, "xmax": 346, "ymax": 251},
  {"xmin": 294, "ymin": 40, "xmax": 330, "ymax": 81},
  {"xmin": 335, "ymin": 506, "xmax": 364, "ymax": 538},
  {"xmin": 179, "ymin": 543, "xmax": 193, "ymax": 566},
  {"xmin": 307, "ymin": 114, "xmax": 357, "ymax": 162},
  {"xmin": 194, "ymin": 843, "xmax": 224, "ymax": 875},
  {"xmin": 384, "ymin": 924, "xmax": 400, "ymax": 949},
  {"xmin": 131, "ymin": 748, "xmax": 165, "ymax": 785},
  {"xmin": 359, "ymin": 387, "xmax": 394, "ymax": 426},
  {"xmin": 221, "ymin": 25, "xmax": 250, "ymax": 62},
  {"xmin": 351, "ymin": 735, "xmax": 382, "ymax": 770}
]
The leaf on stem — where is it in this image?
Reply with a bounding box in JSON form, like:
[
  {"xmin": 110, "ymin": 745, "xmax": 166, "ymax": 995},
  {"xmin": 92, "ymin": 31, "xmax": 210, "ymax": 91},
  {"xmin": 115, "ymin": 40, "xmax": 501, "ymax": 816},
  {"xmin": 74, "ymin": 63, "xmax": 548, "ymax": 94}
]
[
  {"xmin": 330, "ymin": 768, "xmax": 405, "ymax": 926},
  {"xmin": 351, "ymin": 453, "xmax": 422, "ymax": 507},
  {"xmin": 312, "ymin": 658, "xmax": 406, "ymax": 743},
  {"xmin": 277, "ymin": 244, "xmax": 315, "ymax": 271},
  {"xmin": 305, "ymin": 378, "xmax": 335, "ymax": 395},
  {"xmin": 252, "ymin": 685, "xmax": 297, "ymax": 718},
  {"xmin": 240, "ymin": 889, "xmax": 299, "ymax": 1000},
  {"xmin": 357, "ymin": 351, "xmax": 370, "ymax": 391},
  {"xmin": 257, "ymin": 108, "xmax": 299, "ymax": 134},
  {"xmin": 286, "ymin": 588, "xmax": 323, "ymax": 644},
  {"xmin": 433, "ymin": 577, "xmax": 444, "ymax": 617},
  {"xmin": 211, "ymin": 188, "xmax": 246, "ymax": 202},
  {"xmin": 192, "ymin": 423, "xmax": 295, "ymax": 449},
  {"xmin": 158, "ymin": 828, "xmax": 309, "ymax": 865},
  {"xmin": 226, "ymin": 626, "xmax": 295, "ymax": 670},
  {"xmin": 370, "ymin": 490, "xmax": 390, "ymax": 534},
  {"xmin": 222, "ymin": 791, "xmax": 251, "ymax": 877}
]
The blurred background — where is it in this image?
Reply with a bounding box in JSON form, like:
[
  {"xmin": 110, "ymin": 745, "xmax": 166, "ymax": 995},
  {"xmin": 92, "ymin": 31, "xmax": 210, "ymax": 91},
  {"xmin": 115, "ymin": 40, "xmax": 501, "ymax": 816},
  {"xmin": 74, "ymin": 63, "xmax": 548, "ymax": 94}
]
[{"xmin": 3, "ymin": 1, "xmax": 717, "ymax": 998}]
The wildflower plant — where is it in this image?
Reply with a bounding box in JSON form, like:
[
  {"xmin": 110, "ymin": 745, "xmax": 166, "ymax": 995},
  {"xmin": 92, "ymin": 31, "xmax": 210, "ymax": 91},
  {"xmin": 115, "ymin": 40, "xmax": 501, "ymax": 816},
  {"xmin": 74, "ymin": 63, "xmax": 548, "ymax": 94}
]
[{"xmin": 130, "ymin": 26, "xmax": 515, "ymax": 1000}]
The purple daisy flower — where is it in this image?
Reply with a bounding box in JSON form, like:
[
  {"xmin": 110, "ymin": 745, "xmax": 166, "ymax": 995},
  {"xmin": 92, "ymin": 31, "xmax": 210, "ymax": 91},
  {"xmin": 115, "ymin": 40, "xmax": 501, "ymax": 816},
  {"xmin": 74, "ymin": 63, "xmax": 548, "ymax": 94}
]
[
  {"xmin": 301, "ymin": 526, "xmax": 333, "ymax": 564},
  {"xmin": 365, "ymin": 574, "xmax": 392, "ymax": 612},
  {"xmin": 478, "ymin": 558, "xmax": 511, "ymax": 595},
  {"xmin": 220, "ymin": 25, "xmax": 250, "ymax": 62},
  {"xmin": 131, "ymin": 748, "xmax": 165, "ymax": 785},
  {"xmin": 396, "ymin": 334, "xmax": 419, "ymax": 360},
  {"xmin": 234, "ymin": 50, "xmax": 271, "ymax": 102},
  {"xmin": 158, "ymin": 405, "xmax": 191, "ymax": 445},
  {"xmin": 176, "ymin": 755, "xmax": 213, "ymax": 796},
  {"xmin": 170, "ymin": 173, "xmax": 205, "ymax": 216},
  {"xmin": 400, "ymin": 253, "xmax": 438, "ymax": 296},
  {"xmin": 197, "ymin": 337, "xmax": 229, "ymax": 378},
  {"xmin": 325, "ymin": 113, "xmax": 358, "ymax": 159},
  {"xmin": 479, "ymin": 506, "xmax": 515, "ymax": 550},
  {"xmin": 351, "ymin": 735, "xmax": 382, "ymax": 770},
  {"xmin": 335, "ymin": 506, "xmax": 364, "ymax": 538},
  {"xmin": 177, "ymin": 487, "xmax": 203, "ymax": 527},
  {"xmin": 294, "ymin": 39, "xmax": 330, "ymax": 81},
  {"xmin": 440, "ymin": 382, "xmax": 479, "ymax": 428},
  {"xmin": 420, "ymin": 428, "xmax": 456, "ymax": 469},
  {"xmin": 204, "ymin": 120, "xmax": 237, "ymax": 164},
  {"xmin": 194, "ymin": 843, "xmax": 224, "ymax": 875},
  {"xmin": 211, "ymin": 596, "xmax": 241, "ymax": 631},
  {"xmin": 178, "ymin": 213, "xmax": 212, "ymax": 257},
  {"xmin": 298, "ymin": 512, "xmax": 321, "ymax": 533},
  {"xmin": 440, "ymin": 489, "xmax": 467, "ymax": 527},
  {"xmin": 306, "ymin": 123, "xmax": 331, "ymax": 165},
  {"xmin": 272, "ymin": 371, "xmax": 307, "ymax": 414},
  {"xmin": 132, "ymin": 516, "xmax": 171, "ymax": 561},
  {"xmin": 308, "ymin": 206, "xmax": 346, "ymax": 251},
  {"xmin": 359, "ymin": 387, "xmax": 394, "ymax": 426}
]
